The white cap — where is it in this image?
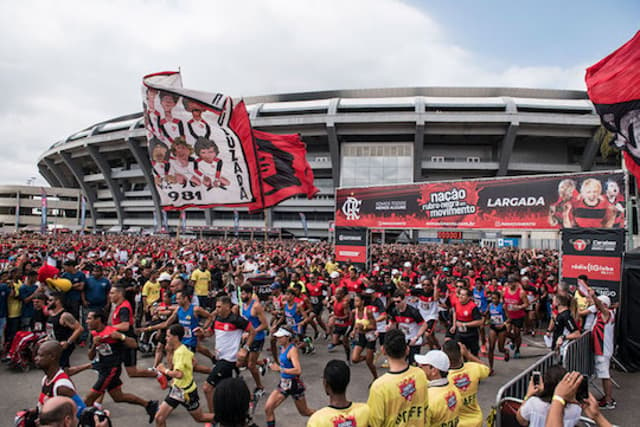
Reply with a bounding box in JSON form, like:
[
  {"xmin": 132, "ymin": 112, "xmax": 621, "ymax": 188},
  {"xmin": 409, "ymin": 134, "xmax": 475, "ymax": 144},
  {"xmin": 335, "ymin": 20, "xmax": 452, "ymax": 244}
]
[
  {"xmin": 273, "ymin": 328, "xmax": 293, "ymax": 338},
  {"xmin": 365, "ymin": 287, "xmax": 376, "ymax": 294},
  {"xmin": 330, "ymin": 271, "xmax": 341, "ymax": 279},
  {"xmin": 597, "ymin": 295, "xmax": 611, "ymax": 308},
  {"xmin": 403, "ymin": 261, "xmax": 412, "ymax": 268},
  {"xmin": 414, "ymin": 350, "xmax": 450, "ymax": 371},
  {"xmin": 158, "ymin": 272, "xmax": 172, "ymax": 282},
  {"xmin": 391, "ymin": 269, "xmax": 400, "ymax": 275}
]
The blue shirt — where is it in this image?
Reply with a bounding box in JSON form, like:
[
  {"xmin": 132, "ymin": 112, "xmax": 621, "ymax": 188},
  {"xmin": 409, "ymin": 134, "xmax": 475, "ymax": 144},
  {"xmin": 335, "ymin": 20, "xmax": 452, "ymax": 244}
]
[
  {"xmin": 473, "ymin": 287, "xmax": 488, "ymax": 312},
  {"xmin": 19, "ymin": 283, "xmax": 38, "ymax": 318},
  {"xmin": 61, "ymin": 271, "xmax": 87, "ymax": 302},
  {"xmin": 0, "ymin": 283, "xmax": 9, "ymax": 318},
  {"xmin": 85, "ymin": 276, "xmax": 111, "ymax": 307}
]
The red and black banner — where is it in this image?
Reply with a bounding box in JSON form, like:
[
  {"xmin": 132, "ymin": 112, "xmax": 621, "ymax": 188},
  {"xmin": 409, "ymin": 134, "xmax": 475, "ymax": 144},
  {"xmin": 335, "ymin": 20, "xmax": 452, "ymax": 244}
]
[
  {"xmin": 142, "ymin": 71, "xmax": 317, "ymax": 212},
  {"xmin": 561, "ymin": 228, "xmax": 624, "ymax": 302},
  {"xmin": 336, "ymin": 171, "xmax": 625, "ymax": 230},
  {"xmin": 335, "ymin": 226, "xmax": 368, "ymax": 268},
  {"xmin": 585, "ymin": 31, "xmax": 640, "ymax": 182}
]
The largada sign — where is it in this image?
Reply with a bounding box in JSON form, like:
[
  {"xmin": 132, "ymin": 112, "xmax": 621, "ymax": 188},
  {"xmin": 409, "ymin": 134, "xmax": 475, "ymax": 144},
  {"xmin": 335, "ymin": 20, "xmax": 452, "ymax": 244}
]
[{"xmin": 335, "ymin": 171, "xmax": 626, "ymax": 230}]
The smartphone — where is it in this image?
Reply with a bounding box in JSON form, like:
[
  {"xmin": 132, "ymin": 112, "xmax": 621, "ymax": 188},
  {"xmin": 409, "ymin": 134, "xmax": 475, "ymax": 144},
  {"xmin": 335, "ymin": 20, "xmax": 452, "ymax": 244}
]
[
  {"xmin": 532, "ymin": 371, "xmax": 541, "ymax": 386},
  {"xmin": 576, "ymin": 374, "xmax": 589, "ymax": 401}
]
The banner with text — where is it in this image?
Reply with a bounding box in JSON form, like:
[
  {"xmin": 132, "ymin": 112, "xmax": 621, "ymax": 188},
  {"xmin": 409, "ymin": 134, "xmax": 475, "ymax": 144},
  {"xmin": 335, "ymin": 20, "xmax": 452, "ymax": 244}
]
[
  {"xmin": 335, "ymin": 171, "xmax": 625, "ymax": 230},
  {"xmin": 561, "ymin": 228, "xmax": 624, "ymax": 302},
  {"xmin": 335, "ymin": 226, "xmax": 368, "ymax": 268}
]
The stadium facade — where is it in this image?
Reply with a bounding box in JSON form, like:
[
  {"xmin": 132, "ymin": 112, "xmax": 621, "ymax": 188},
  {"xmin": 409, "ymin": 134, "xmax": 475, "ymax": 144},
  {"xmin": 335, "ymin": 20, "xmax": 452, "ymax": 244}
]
[{"xmin": 37, "ymin": 87, "xmax": 614, "ymax": 240}]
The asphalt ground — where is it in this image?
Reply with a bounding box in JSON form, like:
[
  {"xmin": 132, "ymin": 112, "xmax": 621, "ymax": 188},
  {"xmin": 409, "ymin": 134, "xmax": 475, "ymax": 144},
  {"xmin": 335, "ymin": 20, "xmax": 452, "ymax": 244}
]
[{"xmin": 1, "ymin": 326, "xmax": 636, "ymax": 426}]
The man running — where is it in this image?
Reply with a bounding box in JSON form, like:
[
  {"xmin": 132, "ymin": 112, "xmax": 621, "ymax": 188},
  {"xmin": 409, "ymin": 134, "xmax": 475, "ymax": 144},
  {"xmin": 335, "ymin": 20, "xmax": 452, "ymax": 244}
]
[
  {"xmin": 450, "ymin": 288, "xmax": 483, "ymax": 356},
  {"xmin": 45, "ymin": 292, "xmax": 83, "ymax": 369},
  {"xmin": 202, "ymin": 295, "xmax": 256, "ymax": 414},
  {"xmin": 109, "ymin": 286, "xmax": 167, "ymax": 388},
  {"xmin": 153, "ymin": 324, "xmax": 214, "ymax": 426},
  {"xmin": 503, "ymin": 275, "xmax": 529, "ymax": 358},
  {"xmin": 240, "ymin": 284, "xmax": 269, "ymax": 400},
  {"xmin": 388, "ymin": 289, "xmax": 429, "ymax": 364},
  {"xmin": 85, "ymin": 310, "xmax": 159, "ymax": 423},
  {"xmin": 327, "ymin": 287, "xmax": 351, "ymax": 362}
]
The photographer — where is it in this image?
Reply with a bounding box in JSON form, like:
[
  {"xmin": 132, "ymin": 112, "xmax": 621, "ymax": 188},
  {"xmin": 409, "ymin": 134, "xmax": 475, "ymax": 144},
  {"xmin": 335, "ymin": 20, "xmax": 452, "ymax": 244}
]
[{"xmin": 37, "ymin": 396, "xmax": 110, "ymax": 427}]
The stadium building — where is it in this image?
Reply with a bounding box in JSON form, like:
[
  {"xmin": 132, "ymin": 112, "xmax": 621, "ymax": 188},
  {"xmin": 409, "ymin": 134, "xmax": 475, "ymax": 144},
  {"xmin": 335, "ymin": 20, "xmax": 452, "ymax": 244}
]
[{"xmin": 37, "ymin": 87, "xmax": 615, "ymax": 241}]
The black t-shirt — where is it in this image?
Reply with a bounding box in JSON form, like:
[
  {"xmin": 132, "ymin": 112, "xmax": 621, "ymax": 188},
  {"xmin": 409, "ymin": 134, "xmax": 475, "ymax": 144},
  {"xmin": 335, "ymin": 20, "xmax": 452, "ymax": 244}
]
[
  {"xmin": 118, "ymin": 277, "xmax": 138, "ymax": 310},
  {"xmin": 552, "ymin": 309, "xmax": 578, "ymax": 349}
]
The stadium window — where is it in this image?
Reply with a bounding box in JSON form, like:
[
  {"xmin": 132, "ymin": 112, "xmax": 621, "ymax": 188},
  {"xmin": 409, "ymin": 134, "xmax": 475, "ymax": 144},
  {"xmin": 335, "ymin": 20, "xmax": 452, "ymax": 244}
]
[{"xmin": 341, "ymin": 142, "xmax": 413, "ymax": 186}]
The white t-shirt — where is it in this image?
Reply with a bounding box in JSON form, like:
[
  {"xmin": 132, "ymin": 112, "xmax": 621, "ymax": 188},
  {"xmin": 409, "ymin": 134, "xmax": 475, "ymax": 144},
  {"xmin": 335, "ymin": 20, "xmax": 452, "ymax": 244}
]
[{"xmin": 520, "ymin": 397, "xmax": 581, "ymax": 427}]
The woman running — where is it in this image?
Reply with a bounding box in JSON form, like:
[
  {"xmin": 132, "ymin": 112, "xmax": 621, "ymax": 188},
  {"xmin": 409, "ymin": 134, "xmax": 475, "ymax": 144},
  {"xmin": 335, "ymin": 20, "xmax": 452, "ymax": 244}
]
[
  {"xmin": 350, "ymin": 293, "xmax": 378, "ymax": 380},
  {"xmin": 486, "ymin": 291, "xmax": 510, "ymax": 375},
  {"xmin": 264, "ymin": 327, "xmax": 315, "ymax": 427}
]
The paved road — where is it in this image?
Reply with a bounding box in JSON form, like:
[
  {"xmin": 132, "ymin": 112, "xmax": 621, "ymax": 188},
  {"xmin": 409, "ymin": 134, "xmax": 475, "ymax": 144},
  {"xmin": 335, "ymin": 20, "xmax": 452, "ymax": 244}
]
[{"xmin": 0, "ymin": 331, "xmax": 635, "ymax": 426}]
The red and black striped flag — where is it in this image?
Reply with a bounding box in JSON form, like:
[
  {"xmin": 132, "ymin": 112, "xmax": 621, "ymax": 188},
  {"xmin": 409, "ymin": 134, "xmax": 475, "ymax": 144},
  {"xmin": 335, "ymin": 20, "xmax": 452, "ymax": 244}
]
[{"xmin": 586, "ymin": 31, "xmax": 640, "ymax": 179}]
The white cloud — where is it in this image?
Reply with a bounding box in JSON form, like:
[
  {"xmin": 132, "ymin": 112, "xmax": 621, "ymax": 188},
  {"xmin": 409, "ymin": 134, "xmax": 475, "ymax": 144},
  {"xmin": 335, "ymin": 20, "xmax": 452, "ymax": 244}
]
[{"xmin": 0, "ymin": 0, "xmax": 588, "ymax": 185}]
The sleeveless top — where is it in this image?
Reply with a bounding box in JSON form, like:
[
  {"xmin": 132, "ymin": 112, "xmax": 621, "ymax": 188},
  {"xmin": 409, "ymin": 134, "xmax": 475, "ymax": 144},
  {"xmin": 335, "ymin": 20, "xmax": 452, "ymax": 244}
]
[
  {"xmin": 279, "ymin": 343, "xmax": 296, "ymax": 379},
  {"xmin": 46, "ymin": 311, "xmax": 72, "ymax": 342},
  {"xmin": 177, "ymin": 304, "xmax": 199, "ymax": 348},
  {"xmin": 242, "ymin": 299, "xmax": 266, "ymax": 341}
]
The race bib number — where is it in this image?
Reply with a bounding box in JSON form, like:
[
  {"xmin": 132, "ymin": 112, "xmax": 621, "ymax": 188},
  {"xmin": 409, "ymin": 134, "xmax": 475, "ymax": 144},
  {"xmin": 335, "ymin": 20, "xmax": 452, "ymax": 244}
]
[
  {"xmin": 184, "ymin": 327, "xmax": 193, "ymax": 338},
  {"xmin": 310, "ymin": 296, "xmax": 319, "ymax": 305},
  {"xmin": 458, "ymin": 324, "xmax": 467, "ymax": 333},
  {"xmin": 365, "ymin": 331, "xmax": 377, "ymax": 342},
  {"xmin": 507, "ymin": 304, "xmax": 515, "ymax": 311},
  {"xmin": 169, "ymin": 385, "xmax": 185, "ymax": 402},
  {"xmin": 490, "ymin": 315, "xmax": 504, "ymax": 325},
  {"xmin": 285, "ymin": 317, "xmax": 295, "ymax": 326},
  {"xmin": 46, "ymin": 323, "xmax": 54, "ymax": 340},
  {"xmin": 420, "ymin": 301, "xmax": 432, "ymax": 311},
  {"xmin": 399, "ymin": 324, "xmax": 411, "ymax": 336},
  {"xmin": 96, "ymin": 343, "xmax": 113, "ymax": 357},
  {"xmin": 279, "ymin": 378, "xmax": 292, "ymax": 390},
  {"xmin": 34, "ymin": 322, "xmax": 43, "ymax": 332}
]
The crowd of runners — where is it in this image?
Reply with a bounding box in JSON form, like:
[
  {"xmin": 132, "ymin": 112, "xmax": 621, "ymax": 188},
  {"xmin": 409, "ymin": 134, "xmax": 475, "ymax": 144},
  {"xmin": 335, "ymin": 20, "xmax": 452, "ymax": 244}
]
[{"xmin": 0, "ymin": 234, "xmax": 617, "ymax": 426}]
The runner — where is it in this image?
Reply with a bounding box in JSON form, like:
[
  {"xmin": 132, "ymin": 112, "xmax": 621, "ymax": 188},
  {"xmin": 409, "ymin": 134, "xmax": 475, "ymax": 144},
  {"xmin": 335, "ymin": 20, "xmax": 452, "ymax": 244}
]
[
  {"xmin": 282, "ymin": 287, "xmax": 313, "ymax": 354},
  {"xmin": 350, "ymin": 293, "xmax": 377, "ymax": 380},
  {"xmin": 240, "ymin": 284, "xmax": 269, "ymax": 401},
  {"xmin": 305, "ymin": 272, "xmax": 329, "ymax": 339},
  {"xmin": 327, "ymin": 287, "xmax": 351, "ymax": 362},
  {"xmin": 45, "ymin": 292, "xmax": 83, "ymax": 369},
  {"xmin": 307, "ymin": 359, "xmax": 370, "ymax": 427},
  {"xmin": 388, "ymin": 289, "xmax": 429, "ymax": 364},
  {"xmin": 268, "ymin": 282, "xmax": 285, "ymax": 362},
  {"xmin": 264, "ymin": 327, "xmax": 315, "ymax": 427},
  {"xmin": 84, "ymin": 310, "xmax": 159, "ymax": 423},
  {"xmin": 202, "ymin": 295, "xmax": 256, "ymax": 414},
  {"xmin": 450, "ymin": 287, "xmax": 483, "ymax": 356},
  {"xmin": 109, "ymin": 286, "xmax": 167, "ymax": 388},
  {"xmin": 415, "ymin": 278, "xmax": 440, "ymax": 350},
  {"xmin": 503, "ymin": 275, "xmax": 529, "ymax": 359},
  {"xmin": 486, "ymin": 291, "xmax": 510, "ymax": 374},
  {"xmin": 472, "ymin": 278, "xmax": 488, "ymax": 353},
  {"xmin": 153, "ymin": 324, "xmax": 214, "ymax": 426}
]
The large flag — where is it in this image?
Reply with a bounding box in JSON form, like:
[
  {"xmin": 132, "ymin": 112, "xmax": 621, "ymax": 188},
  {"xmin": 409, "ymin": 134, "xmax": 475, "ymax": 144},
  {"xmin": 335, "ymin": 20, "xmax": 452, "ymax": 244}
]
[
  {"xmin": 585, "ymin": 31, "xmax": 640, "ymax": 179},
  {"xmin": 142, "ymin": 71, "xmax": 317, "ymax": 212}
]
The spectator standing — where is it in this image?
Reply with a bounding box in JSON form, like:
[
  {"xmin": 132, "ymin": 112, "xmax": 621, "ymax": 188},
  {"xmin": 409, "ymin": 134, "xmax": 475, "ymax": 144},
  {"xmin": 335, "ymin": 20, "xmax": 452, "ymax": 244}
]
[{"xmin": 415, "ymin": 349, "xmax": 461, "ymax": 427}]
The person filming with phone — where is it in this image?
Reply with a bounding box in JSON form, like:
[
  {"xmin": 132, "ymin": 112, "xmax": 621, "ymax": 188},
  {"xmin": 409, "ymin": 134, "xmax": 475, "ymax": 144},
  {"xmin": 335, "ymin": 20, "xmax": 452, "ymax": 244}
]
[{"xmin": 516, "ymin": 365, "xmax": 582, "ymax": 427}]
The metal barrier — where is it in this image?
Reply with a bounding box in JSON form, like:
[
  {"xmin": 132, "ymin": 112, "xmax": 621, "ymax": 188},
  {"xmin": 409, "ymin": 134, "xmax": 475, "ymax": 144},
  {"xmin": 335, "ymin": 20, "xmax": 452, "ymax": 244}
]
[
  {"xmin": 494, "ymin": 351, "xmax": 561, "ymax": 427},
  {"xmin": 562, "ymin": 331, "xmax": 594, "ymax": 376}
]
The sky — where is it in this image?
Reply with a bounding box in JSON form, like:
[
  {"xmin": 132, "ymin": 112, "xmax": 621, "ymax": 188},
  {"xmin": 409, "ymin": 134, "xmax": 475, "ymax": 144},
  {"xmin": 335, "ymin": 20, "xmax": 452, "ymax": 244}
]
[{"xmin": 0, "ymin": 0, "xmax": 638, "ymax": 186}]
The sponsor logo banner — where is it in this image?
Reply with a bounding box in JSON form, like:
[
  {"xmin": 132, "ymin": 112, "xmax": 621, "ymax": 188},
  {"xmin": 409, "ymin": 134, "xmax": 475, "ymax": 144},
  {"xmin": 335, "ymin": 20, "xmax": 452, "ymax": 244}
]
[
  {"xmin": 335, "ymin": 226, "xmax": 368, "ymax": 266},
  {"xmin": 561, "ymin": 255, "xmax": 621, "ymax": 281},
  {"xmin": 335, "ymin": 171, "xmax": 625, "ymax": 230}
]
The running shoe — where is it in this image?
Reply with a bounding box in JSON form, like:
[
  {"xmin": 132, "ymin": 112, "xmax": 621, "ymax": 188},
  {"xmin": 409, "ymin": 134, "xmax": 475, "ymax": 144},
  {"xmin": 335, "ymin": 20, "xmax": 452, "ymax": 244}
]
[
  {"xmin": 146, "ymin": 400, "xmax": 159, "ymax": 424},
  {"xmin": 156, "ymin": 372, "xmax": 168, "ymax": 390},
  {"xmin": 599, "ymin": 398, "xmax": 617, "ymax": 409},
  {"xmin": 327, "ymin": 343, "xmax": 336, "ymax": 352},
  {"xmin": 259, "ymin": 358, "xmax": 270, "ymax": 376}
]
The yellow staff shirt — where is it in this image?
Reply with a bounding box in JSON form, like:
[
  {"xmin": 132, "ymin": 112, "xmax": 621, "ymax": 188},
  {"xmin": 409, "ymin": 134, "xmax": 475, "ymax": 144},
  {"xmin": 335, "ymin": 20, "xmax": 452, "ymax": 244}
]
[
  {"xmin": 190, "ymin": 269, "xmax": 211, "ymax": 297},
  {"xmin": 447, "ymin": 362, "xmax": 490, "ymax": 427},
  {"xmin": 307, "ymin": 402, "xmax": 370, "ymax": 427},
  {"xmin": 367, "ymin": 365, "xmax": 428, "ymax": 427},
  {"xmin": 8, "ymin": 281, "xmax": 22, "ymax": 319},
  {"xmin": 427, "ymin": 380, "xmax": 462, "ymax": 427}
]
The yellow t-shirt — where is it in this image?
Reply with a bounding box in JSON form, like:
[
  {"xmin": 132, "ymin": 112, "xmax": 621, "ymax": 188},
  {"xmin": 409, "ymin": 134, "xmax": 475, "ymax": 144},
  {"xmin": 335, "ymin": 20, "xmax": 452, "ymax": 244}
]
[
  {"xmin": 8, "ymin": 281, "xmax": 22, "ymax": 319},
  {"xmin": 289, "ymin": 280, "xmax": 307, "ymax": 293},
  {"xmin": 172, "ymin": 344, "xmax": 197, "ymax": 393},
  {"xmin": 447, "ymin": 362, "xmax": 490, "ymax": 427},
  {"xmin": 190, "ymin": 269, "xmax": 211, "ymax": 296},
  {"xmin": 307, "ymin": 402, "xmax": 370, "ymax": 427},
  {"xmin": 325, "ymin": 261, "xmax": 339, "ymax": 274},
  {"xmin": 367, "ymin": 365, "xmax": 428, "ymax": 427},
  {"xmin": 142, "ymin": 280, "xmax": 161, "ymax": 306},
  {"xmin": 427, "ymin": 381, "xmax": 462, "ymax": 427}
]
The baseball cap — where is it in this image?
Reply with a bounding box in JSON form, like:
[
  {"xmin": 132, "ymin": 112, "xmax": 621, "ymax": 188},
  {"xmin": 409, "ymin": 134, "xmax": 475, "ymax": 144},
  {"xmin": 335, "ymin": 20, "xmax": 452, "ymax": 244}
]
[
  {"xmin": 414, "ymin": 350, "xmax": 450, "ymax": 371},
  {"xmin": 330, "ymin": 271, "xmax": 341, "ymax": 279},
  {"xmin": 391, "ymin": 269, "xmax": 399, "ymax": 275},
  {"xmin": 597, "ymin": 295, "xmax": 611, "ymax": 307},
  {"xmin": 365, "ymin": 287, "xmax": 376, "ymax": 294},
  {"xmin": 158, "ymin": 272, "xmax": 172, "ymax": 282},
  {"xmin": 403, "ymin": 261, "xmax": 412, "ymax": 268},
  {"xmin": 270, "ymin": 282, "xmax": 281, "ymax": 290},
  {"xmin": 273, "ymin": 327, "xmax": 292, "ymax": 338}
]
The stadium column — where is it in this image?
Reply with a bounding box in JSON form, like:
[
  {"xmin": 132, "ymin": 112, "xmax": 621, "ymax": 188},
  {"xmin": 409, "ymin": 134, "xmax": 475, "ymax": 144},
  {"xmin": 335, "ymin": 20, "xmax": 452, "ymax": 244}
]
[
  {"xmin": 580, "ymin": 132, "xmax": 600, "ymax": 171},
  {"xmin": 497, "ymin": 97, "xmax": 520, "ymax": 176},
  {"xmin": 124, "ymin": 118, "xmax": 163, "ymax": 231},
  {"xmin": 414, "ymin": 97, "xmax": 425, "ymax": 182},
  {"xmin": 327, "ymin": 98, "xmax": 341, "ymax": 188},
  {"xmin": 58, "ymin": 152, "xmax": 98, "ymax": 229},
  {"xmin": 38, "ymin": 164, "xmax": 63, "ymax": 188},
  {"xmin": 87, "ymin": 144, "xmax": 125, "ymax": 229}
]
